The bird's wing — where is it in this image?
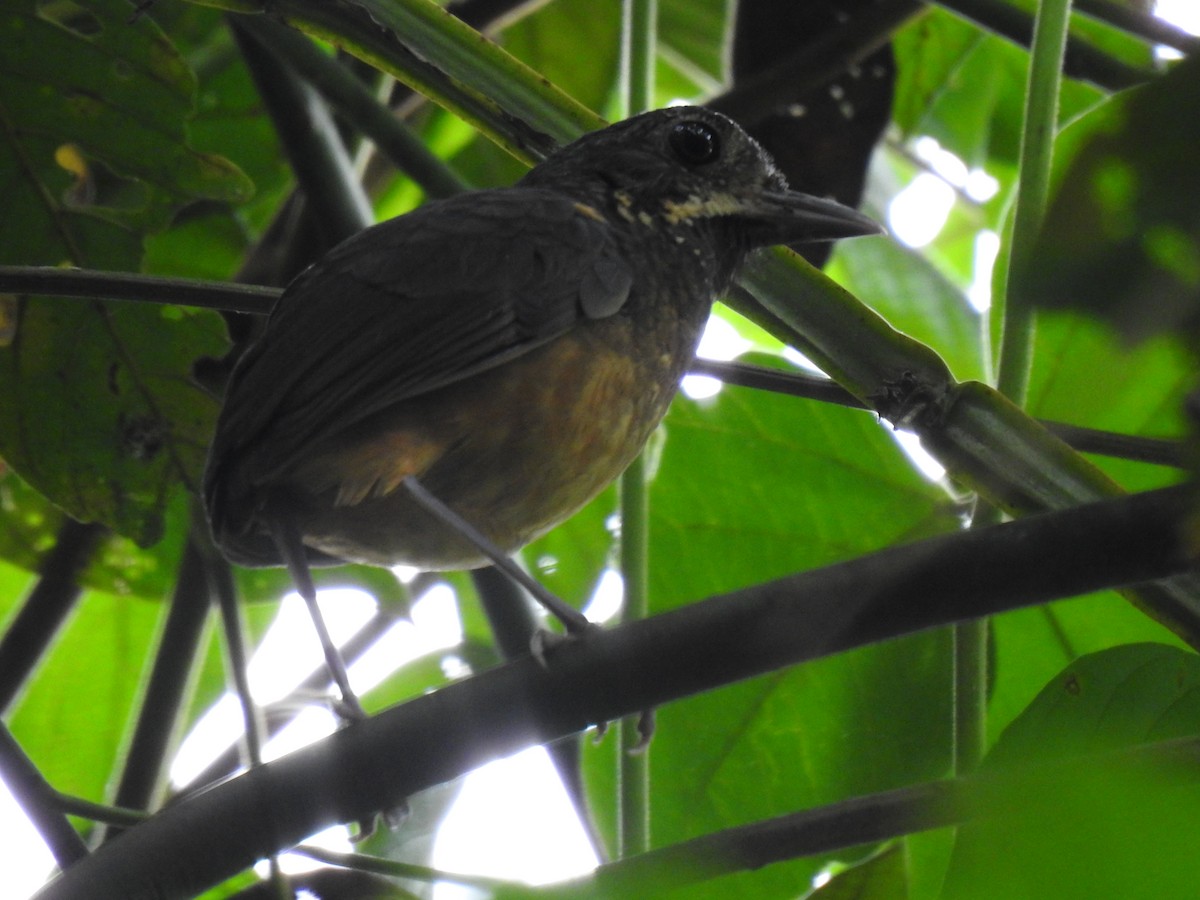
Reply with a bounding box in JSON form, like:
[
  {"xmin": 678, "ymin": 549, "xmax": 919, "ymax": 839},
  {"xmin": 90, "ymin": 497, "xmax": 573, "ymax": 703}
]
[{"xmin": 209, "ymin": 188, "xmax": 632, "ymax": 490}]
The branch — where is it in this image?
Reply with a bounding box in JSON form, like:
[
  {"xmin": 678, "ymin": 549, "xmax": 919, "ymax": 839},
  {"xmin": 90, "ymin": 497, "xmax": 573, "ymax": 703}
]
[
  {"xmin": 232, "ymin": 15, "xmax": 467, "ymax": 200},
  {"xmin": 0, "ymin": 266, "xmax": 278, "ymax": 315},
  {"xmin": 34, "ymin": 486, "xmax": 1194, "ymax": 899},
  {"xmin": 230, "ymin": 17, "xmax": 374, "ymax": 242},
  {"xmin": 0, "ymin": 723, "xmax": 88, "ymax": 869},
  {"xmin": 690, "ymin": 358, "xmax": 1184, "ymax": 469},
  {"xmin": 0, "ymin": 520, "xmax": 107, "ymax": 712},
  {"xmin": 559, "ymin": 735, "xmax": 1200, "ymax": 896},
  {"xmin": 0, "ymin": 267, "xmax": 1181, "ymax": 472},
  {"xmin": 102, "ymin": 537, "xmax": 212, "ymax": 842}
]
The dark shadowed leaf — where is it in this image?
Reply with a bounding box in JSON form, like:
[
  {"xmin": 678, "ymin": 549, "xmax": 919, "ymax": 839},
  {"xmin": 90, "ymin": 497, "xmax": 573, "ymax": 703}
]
[
  {"xmin": 0, "ymin": 0, "xmax": 248, "ymax": 545},
  {"xmin": 1015, "ymin": 53, "xmax": 1200, "ymax": 345}
]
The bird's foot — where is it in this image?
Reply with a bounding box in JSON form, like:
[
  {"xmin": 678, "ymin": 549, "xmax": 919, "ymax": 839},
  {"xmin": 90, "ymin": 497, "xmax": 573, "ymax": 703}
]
[
  {"xmin": 351, "ymin": 799, "xmax": 410, "ymax": 843},
  {"xmin": 529, "ymin": 618, "xmax": 601, "ymax": 669},
  {"xmin": 629, "ymin": 707, "xmax": 656, "ymax": 754},
  {"xmin": 332, "ymin": 691, "xmax": 368, "ymax": 724},
  {"xmin": 590, "ymin": 707, "xmax": 656, "ymax": 752}
]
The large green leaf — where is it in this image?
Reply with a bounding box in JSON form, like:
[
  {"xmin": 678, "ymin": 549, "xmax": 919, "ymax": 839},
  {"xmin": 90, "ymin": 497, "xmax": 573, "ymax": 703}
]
[
  {"xmin": 0, "ymin": 0, "xmax": 249, "ymax": 546},
  {"xmin": 7, "ymin": 587, "xmax": 168, "ymax": 806},
  {"xmin": 500, "ymin": 0, "xmax": 622, "ymax": 116},
  {"xmin": 945, "ymin": 644, "xmax": 1200, "ymax": 898},
  {"xmin": 0, "ymin": 0, "xmax": 251, "ymax": 236},
  {"xmin": 893, "ymin": 7, "xmax": 1103, "ymax": 168},
  {"xmin": 143, "ymin": 4, "xmax": 293, "ymax": 278},
  {"xmin": 988, "ymin": 590, "xmax": 1187, "ymax": 745},
  {"xmin": 646, "ymin": 371, "xmax": 958, "ymax": 607},
  {"xmin": 829, "ymin": 235, "xmax": 987, "ymax": 384},
  {"xmin": 1015, "ymin": 52, "xmax": 1200, "ymax": 345},
  {"xmin": 1026, "ymin": 312, "xmax": 1190, "ymax": 492},
  {"xmin": 659, "ymin": 0, "xmax": 734, "ymax": 91},
  {"xmin": 638, "ymin": 631, "xmax": 952, "ymax": 898},
  {"xmin": 580, "ymin": 375, "xmax": 959, "ymax": 897},
  {"xmin": 986, "ymin": 643, "xmax": 1200, "ymax": 766},
  {"xmin": 0, "ymin": 299, "xmax": 228, "ymax": 547}
]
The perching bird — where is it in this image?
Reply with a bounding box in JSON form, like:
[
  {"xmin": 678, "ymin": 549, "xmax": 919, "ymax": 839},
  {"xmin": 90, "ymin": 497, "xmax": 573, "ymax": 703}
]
[{"xmin": 203, "ymin": 106, "xmax": 878, "ymax": 707}]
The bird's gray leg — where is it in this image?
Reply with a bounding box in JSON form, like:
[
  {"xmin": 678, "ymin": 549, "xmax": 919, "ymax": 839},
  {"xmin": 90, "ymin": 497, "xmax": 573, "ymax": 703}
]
[
  {"xmin": 267, "ymin": 509, "xmax": 367, "ymax": 721},
  {"xmin": 401, "ymin": 476, "xmax": 593, "ymax": 636}
]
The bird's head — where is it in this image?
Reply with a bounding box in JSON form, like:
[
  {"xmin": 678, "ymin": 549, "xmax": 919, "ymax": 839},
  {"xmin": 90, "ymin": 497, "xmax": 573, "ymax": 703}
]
[{"xmin": 521, "ymin": 106, "xmax": 881, "ymax": 250}]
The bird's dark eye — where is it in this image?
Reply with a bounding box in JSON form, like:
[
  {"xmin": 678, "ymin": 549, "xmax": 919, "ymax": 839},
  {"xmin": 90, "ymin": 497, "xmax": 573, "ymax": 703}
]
[{"xmin": 668, "ymin": 120, "xmax": 721, "ymax": 165}]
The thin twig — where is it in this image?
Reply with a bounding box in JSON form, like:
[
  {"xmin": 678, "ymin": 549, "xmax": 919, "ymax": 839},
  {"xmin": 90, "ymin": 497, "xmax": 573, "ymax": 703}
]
[{"xmin": 0, "ymin": 723, "xmax": 88, "ymax": 868}]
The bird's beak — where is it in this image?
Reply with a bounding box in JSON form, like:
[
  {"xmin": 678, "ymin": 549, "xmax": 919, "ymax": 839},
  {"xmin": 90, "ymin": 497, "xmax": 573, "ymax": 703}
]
[{"xmin": 750, "ymin": 190, "xmax": 883, "ymax": 246}]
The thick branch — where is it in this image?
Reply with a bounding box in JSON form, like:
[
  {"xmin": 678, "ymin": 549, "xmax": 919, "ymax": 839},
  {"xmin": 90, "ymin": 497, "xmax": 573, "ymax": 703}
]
[{"xmin": 34, "ymin": 486, "xmax": 1193, "ymax": 899}]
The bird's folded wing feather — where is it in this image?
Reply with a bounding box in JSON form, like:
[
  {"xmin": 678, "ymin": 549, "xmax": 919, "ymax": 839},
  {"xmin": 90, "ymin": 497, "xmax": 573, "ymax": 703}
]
[{"xmin": 209, "ymin": 188, "xmax": 633, "ymax": 488}]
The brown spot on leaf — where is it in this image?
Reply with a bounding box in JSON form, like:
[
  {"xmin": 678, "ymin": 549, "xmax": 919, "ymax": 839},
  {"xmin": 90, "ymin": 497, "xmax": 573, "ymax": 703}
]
[{"xmin": 119, "ymin": 413, "xmax": 165, "ymax": 462}]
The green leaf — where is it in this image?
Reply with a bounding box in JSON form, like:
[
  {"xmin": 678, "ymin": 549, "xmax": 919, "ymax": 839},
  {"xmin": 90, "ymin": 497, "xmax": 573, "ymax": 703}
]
[
  {"xmin": 167, "ymin": 5, "xmax": 291, "ymax": 234},
  {"xmin": 948, "ymin": 757, "xmax": 1200, "ymax": 899},
  {"xmin": 646, "ymin": 373, "xmax": 958, "ymax": 607},
  {"xmin": 8, "ymin": 587, "xmax": 167, "ymax": 806},
  {"xmin": 0, "ymin": 300, "xmax": 228, "ymax": 546},
  {"xmin": 0, "ymin": 0, "xmax": 252, "ymax": 235},
  {"xmin": 810, "ymin": 843, "xmax": 907, "ymax": 899},
  {"xmin": 580, "ymin": 379, "xmax": 960, "ymax": 897},
  {"xmin": 1026, "ymin": 312, "xmax": 1190, "ymax": 492},
  {"xmin": 631, "ymin": 632, "xmax": 952, "ymax": 899},
  {"xmin": 499, "ymin": 0, "xmax": 621, "ymax": 116},
  {"xmin": 1015, "ymin": 53, "xmax": 1200, "ymax": 345},
  {"xmin": 893, "ymin": 8, "xmax": 1102, "ymax": 168},
  {"xmin": 659, "ymin": 0, "xmax": 733, "ymax": 91},
  {"xmin": 893, "ymin": 10, "xmax": 997, "ymax": 158},
  {"xmin": 0, "ymin": 466, "xmax": 195, "ymax": 596},
  {"xmin": 988, "ymin": 643, "xmax": 1200, "ymax": 765},
  {"xmin": 944, "ymin": 644, "xmax": 1200, "ymax": 898},
  {"xmin": 0, "ymin": 0, "xmax": 247, "ymax": 545},
  {"xmin": 829, "ymin": 235, "xmax": 987, "ymax": 384},
  {"xmin": 523, "ymin": 484, "xmax": 616, "ymax": 610},
  {"xmin": 988, "ymin": 591, "xmax": 1188, "ymax": 745}
]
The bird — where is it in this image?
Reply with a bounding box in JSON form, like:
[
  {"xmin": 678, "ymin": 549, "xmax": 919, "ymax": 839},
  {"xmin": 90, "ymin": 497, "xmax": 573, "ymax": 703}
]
[{"xmin": 203, "ymin": 106, "xmax": 879, "ymax": 711}]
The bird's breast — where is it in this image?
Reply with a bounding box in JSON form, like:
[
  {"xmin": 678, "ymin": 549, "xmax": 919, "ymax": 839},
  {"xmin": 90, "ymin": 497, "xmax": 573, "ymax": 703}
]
[{"xmin": 290, "ymin": 305, "xmax": 704, "ymax": 569}]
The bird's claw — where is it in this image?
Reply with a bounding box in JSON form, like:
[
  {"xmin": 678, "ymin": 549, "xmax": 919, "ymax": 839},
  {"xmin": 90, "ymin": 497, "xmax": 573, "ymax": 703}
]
[
  {"xmin": 529, "ymin": 619, "xmax": 600, "ymax": 669},
  {"xmin": 629, "ymin": 707, "xmax": 656, "ymax": 754},
  {"xmin": 590, "ymin": 708, "xmax": 655, "ymax": 752},
  {"xmin": 350, "ymin": 799, "xmax": 409, "ymax": 843},
  {"xmin": 333, "ymin": 693, "xmax": 368, "ymax": 724}
]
